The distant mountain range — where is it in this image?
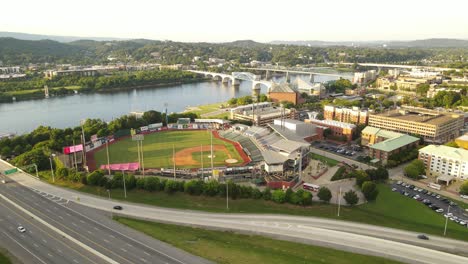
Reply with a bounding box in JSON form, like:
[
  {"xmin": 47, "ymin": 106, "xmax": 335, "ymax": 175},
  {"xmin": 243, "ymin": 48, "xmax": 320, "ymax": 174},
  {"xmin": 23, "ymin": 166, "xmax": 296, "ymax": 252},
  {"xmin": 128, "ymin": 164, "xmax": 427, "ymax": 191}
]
[
  {"xmin": 270, "ymin": 38, "xmax": 468, "ymax": 48},
  {"xmin": 1, "ymin": 31, "xmax": 468, "ymax": 48},
  {"xmin": 0, "ymin": 31, "xmax": 126, "ymax": 42}
]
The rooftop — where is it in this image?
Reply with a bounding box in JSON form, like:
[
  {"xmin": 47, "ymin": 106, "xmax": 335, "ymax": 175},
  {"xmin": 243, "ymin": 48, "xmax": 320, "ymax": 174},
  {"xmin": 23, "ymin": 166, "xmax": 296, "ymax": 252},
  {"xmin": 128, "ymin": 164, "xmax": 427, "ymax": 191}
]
[
  {"xmin": 307, "ymin": 118, "xmax": 356, "ymax": 129},
  {"xmin": 419, "ymin": 145, "xmax": 468, "ymax": 161},
  {"xmin": 268, "ymin": 124, "xmax": 309, "ymax": 143},
  {"xmin": 270, "ymin": 139, "xmax": 309, "ymax": 153},
  {"xmin": 369, "ymin": 134, "xmax": 419, "ymax": 152},
  {"xmin": 262, "ymin": 150, "xmax": 288, "ymax": 164},
  {"xmin": 269, "ymin": 82, "xmax": 296, "ymax": 93},
  {"xmin": 362, "ymin": 126, "xmax": 403, "ymax": 139},
  {"xmin": 371, "ymin": 108, "xmax": 462, "ymax": 126}
]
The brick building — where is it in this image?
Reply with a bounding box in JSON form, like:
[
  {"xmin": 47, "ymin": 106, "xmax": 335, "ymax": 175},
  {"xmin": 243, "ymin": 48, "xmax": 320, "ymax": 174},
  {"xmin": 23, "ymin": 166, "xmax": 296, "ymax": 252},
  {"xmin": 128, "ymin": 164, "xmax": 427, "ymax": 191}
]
[
  {"xmin": 323, "ymin": 105, "xmax": 368, "ymax": 125},
  {"xmin": 268, "ymin": 83, "xmax": 304, "ymax": 105}
]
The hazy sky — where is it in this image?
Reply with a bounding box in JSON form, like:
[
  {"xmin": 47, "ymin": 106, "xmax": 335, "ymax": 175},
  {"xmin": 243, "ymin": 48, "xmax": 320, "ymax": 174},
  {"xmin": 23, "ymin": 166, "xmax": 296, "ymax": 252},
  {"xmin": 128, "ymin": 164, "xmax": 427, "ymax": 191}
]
[{"xmin": 1, "ymin": 0, "xmax": 468, "ymax": 42}]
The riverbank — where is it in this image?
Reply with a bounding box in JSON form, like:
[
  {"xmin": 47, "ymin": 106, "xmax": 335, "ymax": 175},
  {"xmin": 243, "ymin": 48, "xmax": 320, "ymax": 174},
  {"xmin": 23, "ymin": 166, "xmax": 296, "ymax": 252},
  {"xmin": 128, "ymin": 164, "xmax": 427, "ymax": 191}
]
[{"xmin": 0, "ymin": 78, "xmax": 208, "ymax": 104}]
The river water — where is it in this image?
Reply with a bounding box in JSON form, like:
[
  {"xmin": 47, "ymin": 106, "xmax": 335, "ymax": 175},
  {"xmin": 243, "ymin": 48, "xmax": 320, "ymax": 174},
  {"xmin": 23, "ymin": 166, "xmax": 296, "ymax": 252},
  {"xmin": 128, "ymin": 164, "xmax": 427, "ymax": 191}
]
[{"xmin": 0, "ymin": 73, "xmax": 352, "ymax": 134}]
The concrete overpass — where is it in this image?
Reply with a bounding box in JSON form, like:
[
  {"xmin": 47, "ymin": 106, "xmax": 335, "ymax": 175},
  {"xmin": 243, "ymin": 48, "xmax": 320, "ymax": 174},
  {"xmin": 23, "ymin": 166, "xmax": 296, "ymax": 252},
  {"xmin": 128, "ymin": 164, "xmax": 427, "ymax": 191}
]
[
  {"xmin": 333, "ymin": 62, "xmax": 458, "ymax": 72},
  {"xmin": 241, "ymin": 67, "xmax": 353, "ymax": 82},
  {"xmin": 188, "ymin": 70, "xmax": 273, "ymax": 96}
]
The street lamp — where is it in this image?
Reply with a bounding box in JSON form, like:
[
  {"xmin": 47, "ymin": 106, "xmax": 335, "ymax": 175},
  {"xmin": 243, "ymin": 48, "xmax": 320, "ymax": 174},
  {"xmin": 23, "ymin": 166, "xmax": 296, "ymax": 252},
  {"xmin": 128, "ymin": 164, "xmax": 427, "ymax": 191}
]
[
  {"xmin": 107, "ymin": 189, "xmax": 112, "ymax": 218},
  {"xmin": 49, "ymin": 154, "xmax": 56, "ymax": 183},
  {"xmin": 444, "ymin": 204, "xmax": 451, "ymax": 236},
  {"xmin": 122, "ymin": 170, "xmax": 127, "ymax": 198}
]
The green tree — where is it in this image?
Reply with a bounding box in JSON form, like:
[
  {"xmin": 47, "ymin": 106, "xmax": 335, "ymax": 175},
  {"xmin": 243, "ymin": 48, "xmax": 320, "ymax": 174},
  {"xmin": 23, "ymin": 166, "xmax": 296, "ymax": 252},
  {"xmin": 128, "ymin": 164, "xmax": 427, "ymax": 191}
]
[
  {"xmin": 404, "ymin": 159, "xmax": 425, "ymax": 179},
  {"xmin": 301, "ymin": 191, "xmax": 313, "ymax": 205},
  {"xmin": 164, "ymin": 180, "xmax": 179, "ymax": 193},
  {"xmin": 203, "ymin": 180, "xmax": 220, "ymax": 196},
  {"xmin": 459, "ymin": 180, "xmax": 468, "ymax": 195},
  {"xmin": 343, "ymin": 190, "xmax": 359, "ymax": 206},
  {"xmin": 271, "ymin": 189, "xmax": 286, "ymax": 203},
  {"xmin": 228, "ymin": 97, "xmax": 238, "ymax": 105},
  {"xmin": 262, "ymin": 188, "xmax": 272, "ymax": 200},
  {"xmin": 284, "ymin": 188, "xmax": 294, "ymax": 203},
  {"xmin": 87, "ymin": 170, "xmax": 104, "ymax": 186},
  {"xmin": 184, "ymin": 180, "xmax": 204, "ymax": 195},
  {"xmin": 317, "ymin": 187, "xmax": 332, "ymax": 203},
  {"xmin": 0, "ymin": 146, "xmax": 12, "ymax": 157},
  {"xmin": 355, "ymin": 170, "xmax": 370, "ymax": 187},
  {"xmin": 144, "ymin": 177, "xmax": 160, "ymax": 192},
  {"xmin": 361, "ymin": 181, "xmax": 379, "ymax": 201}
]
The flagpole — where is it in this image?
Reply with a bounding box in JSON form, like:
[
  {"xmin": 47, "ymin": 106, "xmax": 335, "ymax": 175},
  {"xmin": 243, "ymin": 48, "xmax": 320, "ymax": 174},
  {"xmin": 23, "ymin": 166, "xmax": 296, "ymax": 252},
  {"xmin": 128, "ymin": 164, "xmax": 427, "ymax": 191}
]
[
  {"xmin": 201, "ymin": 144, "xmax": 204, "ymax": 178},
  {"xmin": 141, "ymin": 140, "xmax": 145, "ymax": 176}
]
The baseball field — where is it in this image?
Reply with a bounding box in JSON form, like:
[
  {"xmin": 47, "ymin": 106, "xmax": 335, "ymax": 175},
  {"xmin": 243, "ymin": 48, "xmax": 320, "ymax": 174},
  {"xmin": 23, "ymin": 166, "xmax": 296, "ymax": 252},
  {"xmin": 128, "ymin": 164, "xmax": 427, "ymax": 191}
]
[{"xmin": 92, "ymin": 130, "xmax": 247, "ymax": 169}]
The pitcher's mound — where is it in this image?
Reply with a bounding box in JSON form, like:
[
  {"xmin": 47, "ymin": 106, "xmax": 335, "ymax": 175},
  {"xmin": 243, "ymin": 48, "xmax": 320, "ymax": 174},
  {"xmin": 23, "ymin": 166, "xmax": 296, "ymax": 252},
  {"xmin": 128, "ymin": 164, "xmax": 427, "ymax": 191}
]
[
  {"xmin": 225, "ymin": 159, "xmax": 238, "ymax": 164},
  {"xmin": 207, "ymin": 155, "xmax": 216, "ymax": 158}
]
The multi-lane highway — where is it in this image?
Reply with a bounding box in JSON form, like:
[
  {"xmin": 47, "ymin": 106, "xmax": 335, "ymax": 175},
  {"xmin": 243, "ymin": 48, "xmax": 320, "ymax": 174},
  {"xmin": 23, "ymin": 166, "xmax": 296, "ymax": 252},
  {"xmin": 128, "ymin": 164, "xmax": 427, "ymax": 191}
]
[
  {"xmin": 0, "ymin": 169, "xmax": 211, "ymax": 264},
  {"xmin": 0, "ymin": 195, "xmax": 107, "ymax": 264},
  {"xmin": 2, "ymin": 159, "xmax": 468, "ymax": 264}
]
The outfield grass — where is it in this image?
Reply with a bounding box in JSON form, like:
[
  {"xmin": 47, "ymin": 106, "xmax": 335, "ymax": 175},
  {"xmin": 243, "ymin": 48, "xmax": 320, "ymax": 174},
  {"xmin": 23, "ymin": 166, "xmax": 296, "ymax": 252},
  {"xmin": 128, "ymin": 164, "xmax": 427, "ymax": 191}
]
[
  {"xmin": 43, "ymin": 175, "xmax": 468, "ymax": 242},
  {"xmin": 115, "ymin": 217, "xmax": 402, "ymax": 264},
  {"xmin": 93, "ymin": 130, "xmax": 244, "ymax": 168},
  {"xmin": 309, "ymin": 153, "xmax": 339, "ymax": 167}
]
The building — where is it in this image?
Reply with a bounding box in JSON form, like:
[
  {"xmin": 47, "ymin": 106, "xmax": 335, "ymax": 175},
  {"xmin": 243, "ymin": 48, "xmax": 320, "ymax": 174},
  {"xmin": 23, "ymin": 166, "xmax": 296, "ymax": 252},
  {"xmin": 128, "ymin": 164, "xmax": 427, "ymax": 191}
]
[
  {"xmin": 353, "ymin": 70, "xmax": 377, "ymax": 85},
  {"xmin": 368, "ymin": 107, "xmax": 464, "ymax": 144},
  {"xmin": 361, "ymin": 126, "xmax": 419, "ymax": 165},
  {"xmin": 0, "ymin": 66, "xmax": 21, "ymax": 74},
  {"xmin": 419, "ymin": 145, "xmax": 468, "ymax": 182},
  {"xmin": 268, "ymin": 82, "xmax": 304, "ymax": 105},
  {"xmin": 455, "ymin": 134, "xmax": 468, "ymax": 150},
  {"xmin": 44, "ymin": 69, "xmax": 97, "ymax": 79},
  {"xmin": 427, "ymin": 87, "xmax": 462, "ymax": 98},
  {"xmin": 305, "ymin": 118, "xmax": 356, "ymax": 142},
  {"xmin": 230, "ymin": 102, "xmax": 297, "ymax": 127},
  {"xmin": 270, "ymin": 119, "xmax": 321, "ymax": 142},
  {"xmin": 291, "ymin": 78, "xmax": 326, "ymax": 98},
  {"xmin": 159, "ymin": 64, "xmax": 183, "ymax": 70},
  {"xmin": 324, "ymin": 105, "xmax": 369, "ymax": 125}
]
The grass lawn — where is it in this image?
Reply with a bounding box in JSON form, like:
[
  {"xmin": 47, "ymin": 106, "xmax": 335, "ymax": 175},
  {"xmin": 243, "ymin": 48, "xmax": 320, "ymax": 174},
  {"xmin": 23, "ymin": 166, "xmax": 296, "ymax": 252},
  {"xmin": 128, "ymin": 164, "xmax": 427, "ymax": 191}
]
[
  {"xmin": 42, "ymin": 175, "xmax": 468, "ymax": 242},
  {"xmin": 309, "ymin": 153, "xmax": 339, "ymax": 167},
  {"xmin": 0, "ymin": 250, "xmax": 11, "ymax": 264},
  {"xmin": 93, "ymin": 130, "xmax": 244, "ymax": 168},
  {"xmin": 115, "ymin": 217, "xmax": 402, "ymax": 264}
]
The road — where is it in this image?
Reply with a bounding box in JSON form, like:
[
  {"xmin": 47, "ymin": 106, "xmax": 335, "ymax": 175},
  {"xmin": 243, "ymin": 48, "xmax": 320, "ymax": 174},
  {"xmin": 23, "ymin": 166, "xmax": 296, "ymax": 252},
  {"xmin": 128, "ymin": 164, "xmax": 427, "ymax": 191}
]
[
  {"xmin": 2, "ymin": 161, "xmax": 468, "ymax": 264},
  {"xmin": 309, "ymin": 147, "xmax": 374, "ymax": 170},
  {"xmin": 0, "ymin": 170, "xmax": 211, "ymax": 264},
  {"xmin": 0, "ymin": 195, "xmax": 107, "ymax": 264}
]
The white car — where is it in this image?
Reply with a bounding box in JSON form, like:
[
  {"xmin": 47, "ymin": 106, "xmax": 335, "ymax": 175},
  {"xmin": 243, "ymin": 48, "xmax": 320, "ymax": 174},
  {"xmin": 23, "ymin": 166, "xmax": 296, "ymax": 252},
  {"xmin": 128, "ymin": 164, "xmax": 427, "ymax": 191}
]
[
  {"xmin": 397, "ymin": 181, "xmax": 402, "ymax": 185},
  {"xmin": 17, "ymin": 226, "xmax": 26, "ymax": 233},
  {"xmin": 461, "ymin": 195, "xmax": 468, "ymax": 199},
  {"xmin": 436, "ymin": 208, "xmax": 444, "ymax": 213}
]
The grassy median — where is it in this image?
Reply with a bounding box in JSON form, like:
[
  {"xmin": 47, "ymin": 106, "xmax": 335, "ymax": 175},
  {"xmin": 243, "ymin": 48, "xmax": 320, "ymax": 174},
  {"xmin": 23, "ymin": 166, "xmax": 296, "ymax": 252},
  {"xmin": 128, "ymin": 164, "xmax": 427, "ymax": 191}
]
[
  {"xmin": 44, "ymin": 176, "xmax": 468, "ymax": 242},
  {"xmin": 0, "ymin": 250, "xmax": 12, "ymax": 264},
  {"xmin": 115, "ymin": 217, "xmax": 402, "ymax": 264},
  {"xmin": 309, "ymin": 153, "xmax": 339, "ymax": 166}
]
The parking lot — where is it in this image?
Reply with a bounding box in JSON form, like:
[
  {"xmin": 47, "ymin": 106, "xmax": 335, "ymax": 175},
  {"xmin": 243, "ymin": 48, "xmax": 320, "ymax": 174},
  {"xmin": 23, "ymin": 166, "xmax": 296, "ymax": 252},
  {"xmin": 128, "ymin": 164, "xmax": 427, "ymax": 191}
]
[
  {"xmin": 312, "ymin": 141, "xmax": 366, "ymax": 160},
  {"xmin": 392, "ymin": 181, "xmax": 468, "ymax": 228}
]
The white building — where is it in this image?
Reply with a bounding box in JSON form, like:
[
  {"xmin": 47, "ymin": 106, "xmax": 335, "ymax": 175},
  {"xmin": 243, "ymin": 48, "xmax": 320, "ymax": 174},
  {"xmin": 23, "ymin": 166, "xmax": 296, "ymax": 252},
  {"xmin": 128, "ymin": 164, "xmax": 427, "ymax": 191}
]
[
  {"xmin": 418, "ymin": 145, "xmax": 468, "ymax": 182},
  {"xmin": 353, "ymin": 70, "xmax": 377, "ymax": 84}
]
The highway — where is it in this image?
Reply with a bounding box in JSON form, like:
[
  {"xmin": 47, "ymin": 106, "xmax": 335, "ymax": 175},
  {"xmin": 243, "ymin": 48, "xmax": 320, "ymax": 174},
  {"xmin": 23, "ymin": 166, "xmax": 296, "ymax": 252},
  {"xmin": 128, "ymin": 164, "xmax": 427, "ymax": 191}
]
[
  {"xmin": 2, "ymin": 159, "xmax": 468, "ymax": 264},
  {"xmin": 0, "ymin": 195, "xmax": 107, "ymax": 264},
  {"xmin": 0, "ymin": 170, "xmax": 211, "ymax": 264}
]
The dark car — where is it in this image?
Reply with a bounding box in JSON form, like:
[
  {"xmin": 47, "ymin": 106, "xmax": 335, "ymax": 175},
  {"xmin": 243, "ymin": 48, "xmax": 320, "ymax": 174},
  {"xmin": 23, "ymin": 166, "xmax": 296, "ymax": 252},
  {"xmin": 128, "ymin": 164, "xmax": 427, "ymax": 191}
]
[
  {"xmin": 113, "ymin": 205, "xmax": 123, "ymax": 210},
  {"xmin": 417, "ymin": 234, "xmax": 429, "ymax": 240}
]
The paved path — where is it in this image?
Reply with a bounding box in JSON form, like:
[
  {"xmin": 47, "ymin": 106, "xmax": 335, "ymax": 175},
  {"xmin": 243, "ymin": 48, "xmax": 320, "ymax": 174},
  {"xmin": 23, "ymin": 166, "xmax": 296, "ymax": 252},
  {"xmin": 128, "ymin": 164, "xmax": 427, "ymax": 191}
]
[{"xmin": 2, "ymin": 159, "xmax": 468, "ymax": 264}]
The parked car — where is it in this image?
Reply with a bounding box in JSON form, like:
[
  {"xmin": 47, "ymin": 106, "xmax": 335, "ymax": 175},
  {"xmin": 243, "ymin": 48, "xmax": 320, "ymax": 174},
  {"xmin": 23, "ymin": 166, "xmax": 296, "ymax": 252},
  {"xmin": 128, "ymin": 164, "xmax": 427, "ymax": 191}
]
[
  {"xmin": 113, "ymin": 205, "xmax": 123, "ymax": 210},
  {"xmin": 436, "ymin": 208, "xmax": 444, "ymax": 213}
]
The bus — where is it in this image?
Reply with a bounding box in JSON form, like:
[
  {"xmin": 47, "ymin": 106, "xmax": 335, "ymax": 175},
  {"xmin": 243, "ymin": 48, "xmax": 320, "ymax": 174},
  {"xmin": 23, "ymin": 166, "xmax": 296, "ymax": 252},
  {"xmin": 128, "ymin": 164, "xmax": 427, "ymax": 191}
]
[{"xmin": 303, "ymin": 183, "xmax": 320, "ymax": 192}]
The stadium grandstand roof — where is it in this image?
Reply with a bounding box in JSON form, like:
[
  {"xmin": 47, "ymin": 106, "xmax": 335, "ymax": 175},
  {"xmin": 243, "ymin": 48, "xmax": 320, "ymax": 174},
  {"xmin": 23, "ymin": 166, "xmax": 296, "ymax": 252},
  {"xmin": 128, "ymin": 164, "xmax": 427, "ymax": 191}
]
[
  {"xmin": 269, "ymin": 124, "xmax": 308, "ymax": 143},
  {"xmin": 271, "ymin": 139, "xmax": 309, "ymax": 153},
  {"xmin": 262, "ymin": 150, "xmax": 288, "ymax": 164}
]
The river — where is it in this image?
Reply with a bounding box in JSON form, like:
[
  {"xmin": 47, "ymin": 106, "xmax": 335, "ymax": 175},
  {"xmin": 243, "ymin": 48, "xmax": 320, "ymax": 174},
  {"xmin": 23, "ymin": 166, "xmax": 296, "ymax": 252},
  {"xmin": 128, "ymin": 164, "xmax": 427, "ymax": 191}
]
[{"xmin": 0, "ymin": 73, "xmax": 352, "ymax": 134}]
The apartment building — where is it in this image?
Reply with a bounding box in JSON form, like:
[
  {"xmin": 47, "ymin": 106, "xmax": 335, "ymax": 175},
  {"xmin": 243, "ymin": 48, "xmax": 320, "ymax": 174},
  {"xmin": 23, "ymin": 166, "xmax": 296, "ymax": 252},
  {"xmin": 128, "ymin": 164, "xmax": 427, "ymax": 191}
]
[
  {"xmin": 305, "ymin": 118, "xmax": 356, "ymax": 142},
  {"xmin": 419, "ymin": 145, "xmax": 468, "ymax": 181},
  {"xmin": 324, "ymin": 105, "xmax": 368, "ymax": 125},
  {"xmin": 368, "ymin": 107, "xmax": 464, "ymax": 144}
]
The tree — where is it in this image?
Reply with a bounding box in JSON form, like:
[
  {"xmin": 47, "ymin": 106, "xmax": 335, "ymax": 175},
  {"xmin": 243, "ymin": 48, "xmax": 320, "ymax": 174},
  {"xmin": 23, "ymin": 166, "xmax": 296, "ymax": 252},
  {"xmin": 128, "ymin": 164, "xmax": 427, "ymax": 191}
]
[
  {"xmin": 343, "ymin": 190, "xmax": 359, "ymax": 206},
  {"xmin": 355, "ymin": 170, "xmax": 370, "ymax": 187},
  {"xmin": 164, "ymin": 180, "xmax": 179, "ymax": 193},
  {"xmin": 203, "ymin": 180, "xmax": 220, "ymax": 196},
  {"xmin": 284, "ymin": 188, "xmax": 294, "ymax": 203},
  {"xmin": 87, "ymin": 170, "xmax": 104, "ymax": 186},
  {"xmin": 460, "ymin": 180, "xmax": 468, "ymax": 195},
  {"xmin": 404, "ymin": 159, "xmax": 425, "ymax": 179},
  {"xmin": 375, "ymin": 166, "xmax": 389, "ymax": 181},
  {"xmin": 317, "ymin": 187, "xmax": 332, "ymax": 203},
  {"xmin": 0, "ymin": 146, "xmax": 12, "ymax": 157},
  {"xmin": 144, "ymin": 177, "xmax": 160, "ymax": 192},
  {"xmin": 228, "ymin": 97, "xmax": 238, "ymax": 105},
  {"xmin": 361, "ymin": 181, "xmax": 379, "ymax": 201},
  {"xmin": 184, "ymin": 180, "xmax": 204, "ymax": 195},
  {"xmin": 271, "ymin": 189, "xmax": 286, "ymax": 203},
  {"xmin": 262, "ymin": 188, "xmax": 272, "ymax": 200},
  {"xmin": 301, "ymin": 191, "xmax": 313, "ymax": 206}
]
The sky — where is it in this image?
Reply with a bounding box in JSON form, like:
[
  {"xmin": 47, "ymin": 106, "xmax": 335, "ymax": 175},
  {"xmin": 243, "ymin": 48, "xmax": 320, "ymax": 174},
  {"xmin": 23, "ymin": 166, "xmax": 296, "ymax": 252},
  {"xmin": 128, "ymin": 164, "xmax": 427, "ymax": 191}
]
[{"xmin": 1, "ymin": 0, "xmax": 468, "ymax": 42}]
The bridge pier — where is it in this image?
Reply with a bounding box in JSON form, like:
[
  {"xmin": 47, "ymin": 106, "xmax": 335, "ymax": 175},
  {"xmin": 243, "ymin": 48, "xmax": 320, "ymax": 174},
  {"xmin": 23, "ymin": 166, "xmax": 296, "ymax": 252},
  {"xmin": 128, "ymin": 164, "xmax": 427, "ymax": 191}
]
[
  {"xmin": 252, "ymin": 87, "xmax": 261, "ymax": 99},
  {"xmin": 265, "ymin": 70, "xmax": 272, "ymax": 80},
  {"xmin": 309, "ymin": 73, "xmax": 314, "ymax": 83},
  {"xmin": 231, "ymin": 78, "xmax": 240, "ymax": 87},
  {"xmin": 222, "ymin": 76, "xmax": 230, "ymax": 84},
  {"xmin": 286, "ymin": 71, "xmax": 290, "ymax": 83}
]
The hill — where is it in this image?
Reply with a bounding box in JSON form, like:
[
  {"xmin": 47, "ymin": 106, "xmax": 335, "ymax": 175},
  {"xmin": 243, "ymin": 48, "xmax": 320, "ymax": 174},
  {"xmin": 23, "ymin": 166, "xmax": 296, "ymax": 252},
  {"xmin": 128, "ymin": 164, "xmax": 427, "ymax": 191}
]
[{"xmin": 0, "ymin": 31, "xmax": 126, "ymax": 42}]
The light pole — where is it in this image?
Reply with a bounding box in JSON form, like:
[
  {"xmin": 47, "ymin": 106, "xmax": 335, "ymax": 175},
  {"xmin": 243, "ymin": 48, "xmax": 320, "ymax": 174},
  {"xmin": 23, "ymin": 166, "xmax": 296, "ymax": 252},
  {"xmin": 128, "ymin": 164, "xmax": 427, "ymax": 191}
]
[
  {"xmin": 49, "ymin": 154, "xmax": 56, "ymax": 182},
  {"xmin": 80, "ymin": 119, "xmax": 87, "ymax": 170},
  {"xmin": 122, "ymin": 170, "xmax": 127, "ymax": 198},
  {"xmin": 337, "ymin": 187, "xmax": 342, "ymax": 217},
  {"xmin": 444, "ymin": 204, "xmax": 451, "ymax": 236},
  {"xmin": 226, "ymin": 179, "xmax": 229, "ymax": 210},
  {"xmin": 107, "ymin": 189, "xmax": 112, "ymax": 218}
]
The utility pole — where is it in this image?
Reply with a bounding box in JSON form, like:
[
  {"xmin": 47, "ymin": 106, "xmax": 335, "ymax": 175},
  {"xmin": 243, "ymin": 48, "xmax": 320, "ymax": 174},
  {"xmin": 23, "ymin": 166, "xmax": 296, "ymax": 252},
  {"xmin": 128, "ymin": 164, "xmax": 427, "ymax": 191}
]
[
  {"xmin": 122, "ymin": 170, "xmax": 127, "ymax": 198},
  {"xmin": 444, "ymin": 205, "xmax": 451, "ymax": 236},
  {"xmin": 173, "ymin": 144, "xmax": 176, "ymax": 179},
  {"xmin": 49, "ymin": 154, "xmax": 55, "ymax": 183},
  {"xmin": 201, "ymin": 144, "xmax": 204, "ymax": 178},
  {"xmin": 337, "ymin": 187, "xmax": 342, "ymax": 217},
  {"xmin": 106, "ymin": 139, "xmax": 111, "ymax": 176},
  {"xmin": 226, "ymin": 179, "xmax": 229, "ymax": 210},
  {"xmin": 137, "ymin": 139, "xmax": 141, "ymax": 172},
  {"xmin": 72, "ymin": 139, "xmax": 78, "ymax": 171},
  {"xmin": 140, "ymin": 140, "xmax": 145, "ymax": 176},
  {"xmin": 210, "ymin": 129, "xmax": 214, "ymax": 177},
  {"xmin": 80, "ymin": 120, "xmax": 87, "ymax": 170}
]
